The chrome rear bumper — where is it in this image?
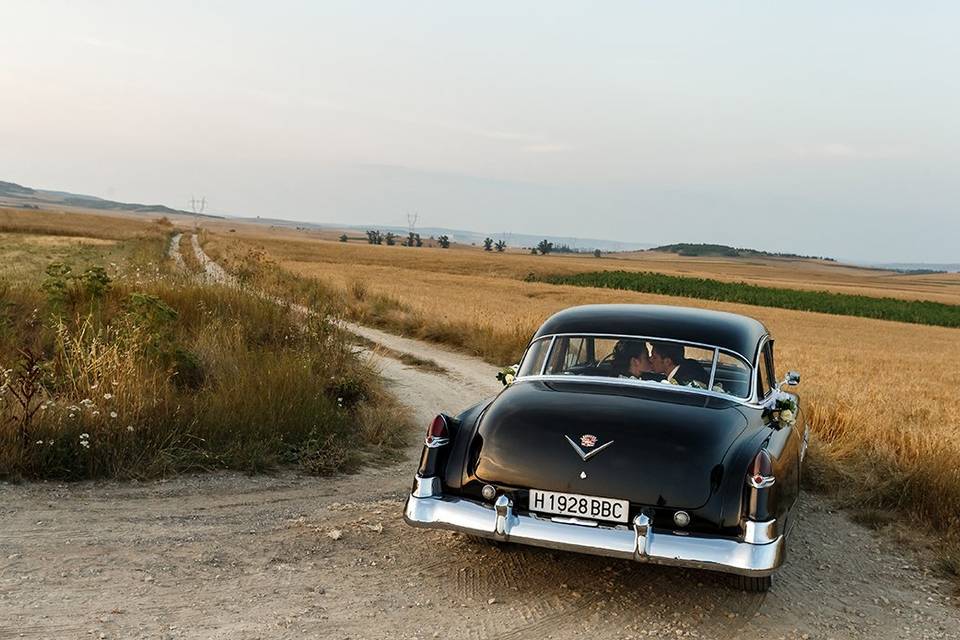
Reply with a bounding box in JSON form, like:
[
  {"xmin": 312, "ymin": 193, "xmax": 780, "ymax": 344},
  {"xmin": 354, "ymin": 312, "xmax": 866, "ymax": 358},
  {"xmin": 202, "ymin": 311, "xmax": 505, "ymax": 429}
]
[{"xmin": 403, "ymin": 477, "xmax": 785, "ymax": 577}]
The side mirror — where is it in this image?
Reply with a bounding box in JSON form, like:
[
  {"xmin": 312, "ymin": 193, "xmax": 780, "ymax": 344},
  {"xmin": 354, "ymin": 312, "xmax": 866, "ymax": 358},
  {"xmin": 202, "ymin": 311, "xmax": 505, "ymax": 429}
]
[{"xmin": 782, "ymin": 371, "xmax": 800, "ymax": 387}]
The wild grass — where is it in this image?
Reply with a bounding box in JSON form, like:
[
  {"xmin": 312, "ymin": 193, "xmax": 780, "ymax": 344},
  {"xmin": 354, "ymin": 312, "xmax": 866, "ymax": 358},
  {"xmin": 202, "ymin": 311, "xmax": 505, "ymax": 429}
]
[
  {"xmin": 0, "ymin": 221, "xmax": 410, "ymax": 480},
  {"xmin": 202, "ymin": 231, "xmax": 960, "ymax": 563},
  {"xmin": 540, "ymin": 270, "xmax": 960, "ymax": 328},
  {"xmin": 0, "ymin": 208, "xmax": 170, "ymax": 284},
  {"xmin": 0, "ymin": 277, "xmax": 409, "ymax": 479}
]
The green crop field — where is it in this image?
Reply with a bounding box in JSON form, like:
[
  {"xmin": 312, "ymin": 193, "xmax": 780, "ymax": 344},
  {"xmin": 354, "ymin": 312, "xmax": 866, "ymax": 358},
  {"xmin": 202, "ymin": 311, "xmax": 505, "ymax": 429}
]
[{"xmin": 538, "ymin": 270, "xmax": 960, "ymax": 328}]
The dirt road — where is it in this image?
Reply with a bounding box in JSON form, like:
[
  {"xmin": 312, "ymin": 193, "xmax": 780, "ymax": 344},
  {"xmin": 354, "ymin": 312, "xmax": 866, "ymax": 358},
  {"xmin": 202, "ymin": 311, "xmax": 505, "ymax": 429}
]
[{"xmin": 1, "ymin": 238, "xmax": 957, "ymax": 639}]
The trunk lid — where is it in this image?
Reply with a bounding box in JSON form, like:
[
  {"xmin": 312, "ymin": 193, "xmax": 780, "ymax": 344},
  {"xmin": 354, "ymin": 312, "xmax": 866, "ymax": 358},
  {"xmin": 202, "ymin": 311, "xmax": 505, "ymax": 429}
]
[{"xmin": 472, "ymin": 380, "xmax": 748, "ymax": 510}]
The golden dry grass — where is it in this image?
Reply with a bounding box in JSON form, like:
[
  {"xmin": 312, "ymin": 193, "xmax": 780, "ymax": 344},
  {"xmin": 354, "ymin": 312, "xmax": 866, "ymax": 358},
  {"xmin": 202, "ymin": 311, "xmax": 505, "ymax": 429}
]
[
  {"xmin": 0, "ymin": 206, "xmax": 169, "ymax": 241},
  {"xmin": 203, "ymin": 230, "xmax": 960, "ymax": 541},
  {"xmin": 0, "ymin": 208, "xmax": 172, "ymax": 284}
]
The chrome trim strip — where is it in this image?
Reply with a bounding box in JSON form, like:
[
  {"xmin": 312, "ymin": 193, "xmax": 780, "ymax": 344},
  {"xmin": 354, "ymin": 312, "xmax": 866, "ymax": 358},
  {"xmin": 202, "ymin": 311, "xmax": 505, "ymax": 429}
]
[
  {"xmin": 707, "ymin": 347, "xmax": 719, "ymax": 390},
  {"xmin": 424, "ymin": 437, "xmax": 449, "ymax": 449},
  {"xmin": 404, "ymin": 493, "xmax": 785, "ymax": 577},
  {"xmin": 537, "ymin": 332, "xmax": 752, "ymax": 364},
  {"xmin": 540, "ymin": 336, "xmax": 556, "ymax": 376},
  {"xmin": 513, "ymin": 375, "xmax": 763, "ymax": 409}
]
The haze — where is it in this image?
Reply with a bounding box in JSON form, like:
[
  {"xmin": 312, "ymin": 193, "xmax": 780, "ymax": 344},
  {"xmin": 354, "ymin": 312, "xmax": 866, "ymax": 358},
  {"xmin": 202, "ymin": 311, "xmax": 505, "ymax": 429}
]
[{"xmin": 2, "ymin": 2, "xmax": 958, "ymax": 263}]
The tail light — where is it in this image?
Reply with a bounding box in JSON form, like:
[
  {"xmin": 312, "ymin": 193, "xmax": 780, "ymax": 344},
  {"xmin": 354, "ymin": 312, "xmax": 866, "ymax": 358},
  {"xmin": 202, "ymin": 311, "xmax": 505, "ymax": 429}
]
[
  {"xmin": 425, "ymin": 414, "xmax": 450, "ymax": 448},
  {"xmin": 747, "ymin": 449, "xmax": 775, "ymax": 489}
]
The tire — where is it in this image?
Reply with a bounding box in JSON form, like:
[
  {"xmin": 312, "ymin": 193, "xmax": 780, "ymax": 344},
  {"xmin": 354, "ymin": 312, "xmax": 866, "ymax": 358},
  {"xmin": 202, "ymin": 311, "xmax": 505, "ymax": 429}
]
[{"xmin": 733, "ymin": 574, "xmax": 772, "ymax": 592}]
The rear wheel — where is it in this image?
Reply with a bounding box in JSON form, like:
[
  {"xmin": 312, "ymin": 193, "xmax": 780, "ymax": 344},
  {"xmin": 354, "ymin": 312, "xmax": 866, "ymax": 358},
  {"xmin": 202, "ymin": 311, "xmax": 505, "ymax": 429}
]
[{"xmin": 733, "ymin": 574, "xmax": 772, "ymax": 592}]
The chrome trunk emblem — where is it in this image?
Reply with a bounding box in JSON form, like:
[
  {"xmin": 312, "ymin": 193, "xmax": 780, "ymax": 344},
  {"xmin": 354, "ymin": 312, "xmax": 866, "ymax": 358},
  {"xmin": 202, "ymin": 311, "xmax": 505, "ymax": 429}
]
[
  {"xmin": 565, "ymin": 435, "xmax": 614, "ymax": 461},
  {"xmin": 580, "ymin": 434, "xmax": 597, "ymax": 448}
]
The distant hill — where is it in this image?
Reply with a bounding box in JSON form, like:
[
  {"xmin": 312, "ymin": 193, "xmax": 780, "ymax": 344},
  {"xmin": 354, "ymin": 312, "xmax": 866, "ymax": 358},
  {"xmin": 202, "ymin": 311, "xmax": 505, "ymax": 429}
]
[
  {"xmin": 0, "ymin": 179, "xmax": 221, "ymax": 218},
  {"xmin": 0, "ymin": 180, "xmax": 37, "ymax": 196},
  {"xmin": 650, "ymin": 242, "xmax": 835, "ymax": 262}
]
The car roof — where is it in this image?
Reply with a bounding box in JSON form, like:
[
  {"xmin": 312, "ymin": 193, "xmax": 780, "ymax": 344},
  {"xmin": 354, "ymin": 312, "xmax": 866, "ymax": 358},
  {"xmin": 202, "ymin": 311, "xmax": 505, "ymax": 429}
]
[{"xmin": 532, "ymin": 304, "xmax": 769, "ymax": 361}]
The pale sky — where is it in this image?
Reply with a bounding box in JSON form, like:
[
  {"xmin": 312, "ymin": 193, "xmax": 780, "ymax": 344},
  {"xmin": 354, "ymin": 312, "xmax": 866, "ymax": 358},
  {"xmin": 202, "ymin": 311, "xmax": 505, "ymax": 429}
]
[{"xmin": 2, "ymin": 1, "xmax": 958, "ymax": 262}]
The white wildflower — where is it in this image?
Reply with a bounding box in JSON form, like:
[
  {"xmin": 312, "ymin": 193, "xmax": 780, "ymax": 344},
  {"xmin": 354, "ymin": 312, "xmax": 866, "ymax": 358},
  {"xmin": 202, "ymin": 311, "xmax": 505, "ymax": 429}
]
[
  {"xmin": 127, "ymin": 426, "xmax": 134, "ymax": 432},
  {"xmin": 80, "ymin": 399, "xmax": 94, "ymax": 407},
  {"xmin": 110, "ymin": 411, "xmax": 118, "ymax": 419},
  {"xmin": 91, "ymin": 410, "xmax": 100, "ymax": 417},
  {"xmin": 36, "ymin": 440, "xmax": 44, "ymax": 445},
  {"xmin": 103, "ymin": 393, "xmax": 113, "ymax": 400}
]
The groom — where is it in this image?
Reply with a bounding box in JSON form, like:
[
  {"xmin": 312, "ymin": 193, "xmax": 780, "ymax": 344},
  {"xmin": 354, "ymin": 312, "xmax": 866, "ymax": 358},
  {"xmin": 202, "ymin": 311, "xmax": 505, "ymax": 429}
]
[{"xmin": 649, "ymin": 342, "xmax": 709, "ymax": 387}]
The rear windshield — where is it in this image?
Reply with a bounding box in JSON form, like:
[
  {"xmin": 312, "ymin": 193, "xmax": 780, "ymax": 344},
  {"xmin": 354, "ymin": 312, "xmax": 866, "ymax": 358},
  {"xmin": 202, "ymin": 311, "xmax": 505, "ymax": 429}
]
[{"xmin": 527, "ymin": 335, "xmax": 752, "ymax": 399}]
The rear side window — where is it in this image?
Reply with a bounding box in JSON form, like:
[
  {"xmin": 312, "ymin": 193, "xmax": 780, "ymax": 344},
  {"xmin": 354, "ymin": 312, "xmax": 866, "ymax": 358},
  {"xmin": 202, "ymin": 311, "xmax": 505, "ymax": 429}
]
[
  {"xmin": 518, "ymin": 338, "xmax": 550, "ymax": 376},
  {"xmin": 714, "ymin": 352, "xmax": 752, "ymax": 399}
]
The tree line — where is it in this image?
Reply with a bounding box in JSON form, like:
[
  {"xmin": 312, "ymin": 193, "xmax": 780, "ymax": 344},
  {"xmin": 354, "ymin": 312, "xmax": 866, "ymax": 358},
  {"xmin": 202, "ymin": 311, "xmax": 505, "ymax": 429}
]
[{"xmin": 345, "ymin": 232, "xmax": 602, "ymax": 257}]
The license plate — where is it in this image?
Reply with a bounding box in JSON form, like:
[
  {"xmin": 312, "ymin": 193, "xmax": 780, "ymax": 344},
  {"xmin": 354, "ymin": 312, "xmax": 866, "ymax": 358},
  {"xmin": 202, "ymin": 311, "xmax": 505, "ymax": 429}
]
[{"xmin": 529, "ymin": 489, "xmax": 629, "ymax": 523}]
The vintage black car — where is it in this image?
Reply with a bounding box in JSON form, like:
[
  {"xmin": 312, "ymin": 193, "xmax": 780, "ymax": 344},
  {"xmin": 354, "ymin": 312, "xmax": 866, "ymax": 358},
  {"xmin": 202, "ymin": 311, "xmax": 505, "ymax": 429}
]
[{"xmin": 404, "ymin": 304, "xmax": 805, "ymax": 591}]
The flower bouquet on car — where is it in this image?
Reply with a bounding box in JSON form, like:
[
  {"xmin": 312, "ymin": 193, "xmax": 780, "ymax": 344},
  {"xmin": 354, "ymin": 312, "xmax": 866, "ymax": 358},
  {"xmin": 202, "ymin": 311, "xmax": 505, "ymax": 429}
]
[
  {"xmin": 496, "ymin": 364, "xmax": 518, "ymax": 386},
  {"xmin": 766, "ymin": 389, "xmax": 798, "ymax": 425}
]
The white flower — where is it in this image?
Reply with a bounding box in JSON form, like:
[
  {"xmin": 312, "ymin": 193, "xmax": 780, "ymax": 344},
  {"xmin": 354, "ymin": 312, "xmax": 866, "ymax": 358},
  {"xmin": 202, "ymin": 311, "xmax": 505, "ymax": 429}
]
[
  {"xmin": 779, "ymin": 409, "xmax": 795, "ymax": 424},
  {"xmin": 91, "ymin": 410, "xmax": 100, "ymax": 417},
  {"xmin": 80, "ymin": 440, "xmax": 90, "ymax": 449},
  {"xmin": 504, "ymin": 374, "xmax": 515, "ymax": 385},
  {"xmin": 80, "ymin": 399, "xmax": 94, "ymax": 407},
  {"xmin": 36, "ymin": 440, "xmax": 44, "ymax": 445},
  {"xmin": 103, "ymin": 393, "xmax": 113, "ymax": 400},
  {"xmin": 110, "ymin": 411, "xmax": 118, "ymax": 419},
  {"xmin": 80, "ymin": 433, "xmax": 89, "ymax": 439},
  {"xmin": 127, "ymin": 426, "xmax": 134, "ymax": 432}
]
